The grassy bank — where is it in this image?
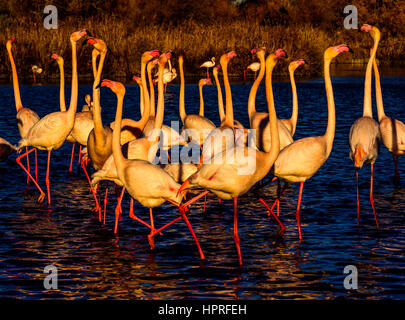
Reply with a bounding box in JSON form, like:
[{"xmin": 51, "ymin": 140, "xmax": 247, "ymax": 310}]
[{"xmin": 1, "ymin": 15, "xmax": 404, "ymax": 82}]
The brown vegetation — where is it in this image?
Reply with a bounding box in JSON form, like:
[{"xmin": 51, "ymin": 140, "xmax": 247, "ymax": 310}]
[{"xmin": 0, "ymin": 0, "xmax": 404, "ymax": 80}]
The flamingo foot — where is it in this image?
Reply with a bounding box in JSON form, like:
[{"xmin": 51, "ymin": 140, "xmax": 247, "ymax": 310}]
[
  {"xmin": 147, "ymin": 233, "xmax": 155, "ymax": 250},
  {"xmin": 37, "ymin": 192, "xmax": 46, "ymax": 203}
]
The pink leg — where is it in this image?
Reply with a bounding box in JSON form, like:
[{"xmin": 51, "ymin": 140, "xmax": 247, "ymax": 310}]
[
  {"xmin": 103, "ymin": 186, "xmax": 108, "ymax": 225},
  {"xmin": 129, "ymin": 198, "xmax": 157, "ymax": 231},
  {"xmin": 179, "ymin": 206, "xmax": 205, "ymax": 260},
  {"xmin": 69, "ymin": 143, "xmax": 75, "ymax": 172},
  {"xmin": 296, "ymin": 182, "xmax": 304, "ymax": 241},
  {"xmin": 78, "ymin": 145, "xmax": 82, "ymax": 165},
  {"xmin": 233, "ymin": 198, "xmax": 242, "ymax": 265},
  {"xmin": 259, "ymin": 198, "xmax": 286, "ymax": 231},
  {"xmin": 34, "ymin": 148, "xmax": 38, "ymax": 182},
  {"xmin": 16, "ymin": 148, "xmax": 45, "ymax": 203},
  {"xmin": 45, "ymin": 150, "xmax": 51, "ymax": 207},
  {"xmin": 356, "ymin": 169, "xmax": 360, "ymax": 227},
  {"xmin": 114, "ymin": 187, "xmax": 125, "ymax": 234},
  {"xmin": 370, "ymin": 163, "xmax": 379, "ymax": 228},
  {"xmin": 26, "ymin": 146, "xmax": 30, "ymax": 185},
  {"xmin": 147, "ymin": 208, "xmax": 156, "ymax": 250},
  {"xmin": 114, "ymin": 184, "xmax": 122, "ymax": 215},
  {"xmin": 81, "ymin": 160, "xmax": 101, "ymax": 215}
]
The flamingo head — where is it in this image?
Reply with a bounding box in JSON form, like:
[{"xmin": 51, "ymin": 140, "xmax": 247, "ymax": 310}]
[
  {"xmin": 211, "ymin": 57, "xmax": 216, "ymax": 62},
  {"xmin": 132, "ymin": 75, "xmax": 142, "ymax": 85},
  {"xmin": 100, "ymin": 79, "xmax": 126, "ymax": 96},
  {"xmin": 51, "ymin": 53, "xmax": 63, "ymax": 64},
  {"xmin": 199, "ymin": 78, "xmax": 212, "ymax": 86},
  {"xmin": 85, "ymin": 94, "xmax": 91, "ymax": 105},
  {"xmin": 70, "ymin": 29, "xmax": 88, "ymax": 42},
  {"xmin": 325, "ymin": 44, "xmax": 353, "ymax": 60},
  {"xmin": 158, "ymin": 51, "xmax": 172, "ymax": 66},
  {"xmin": 142, "ymin": 50, "xmax": 160, "ymax": 63},
  {"xmin": 87, "ymin": 37, "xmax": 107, "ymax": 53},
  {"xmin": 6, "ymin": 38, "xmax": 16, "ymax": 50},
  {"xmin": 289, "ymin": 59, "xmax": 306, "ymax": 72},
  {"xmin": 360, "ymin": 24, "xmax": 380, "ymax": 40},
  {"xmin": 360, "ymin": 24, "xmax": 372, "ymax": 33},
  {"xmin": 274, "ymin": 48, "xmax": 288, "ymax": 59},
  {"xmin": 220, "ymin": 51, "xmax": 237, "ymax": 65}
]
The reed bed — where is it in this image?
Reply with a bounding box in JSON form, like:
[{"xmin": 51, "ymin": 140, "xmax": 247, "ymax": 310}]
[{"xmin": 1, "ymin": 15, "xmax": 404, "ymax": 81}]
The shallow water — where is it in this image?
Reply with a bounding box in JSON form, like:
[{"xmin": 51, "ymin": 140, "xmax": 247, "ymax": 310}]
[{"xmin": 0, "ymin": 76, "xmax": 404, "ymax": 300}]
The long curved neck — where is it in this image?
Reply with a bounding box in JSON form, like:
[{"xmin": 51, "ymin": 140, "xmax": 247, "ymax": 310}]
[
  {"xmin": 213, "ymin": 70, "xmax": 225, "ymax": 122},
  {"xmin": 147, "ymin": 63, "xmax": 155, "ymax": 117},
  {"xmin": 6, "ymin": 43, "xmax": 23, "ymax": 112},
  {"xmin": 199, "ymin": 83, "xmax": 205, "ymax": 116},
  {"xmin": 373, "ymin": 56, "xmax": 386, "ymax": 121},
  {"xmin": 141, "ymin": 59, "xmax": 151, "ymax": 121},
  {"xmin": 154, "ymin": 61, "xmax": 165, "ymax": 132},
  {"xmin": 138, "ymin": 82, "xmax": 145, "ymax": 116},
  {"xmin": 57, "ymin": 61, "xmax": 66, "ymax": 112},
  {"xmin": 263, "ymin": 56, "xmax": 279, "ymax": 166},
  {"xmin": 363, "ymin": 33, "xmax": 380, "ymax": 117},
  {"xmin": 323, "ymin": 58, "xmax": 335, "ymax": 157},
  {"xmin": 289, "ymin": 67, "xmax": 298, "ymax": 136},
  {"xmin": 112, "ymin": 93, "xmax": 126, "ymax": 179},
  {"xmin": 221, "ymin": 60, "xmax": 234, "ymax": 126},
  {"xmin": 92, "ymin": 50, "xmax": 107, "ymax": 141},
  {"xmin": 247, "ymin": 53, "xmax": 265, "ymax": 122},
  {"xmin": 67, "ymin": 40, "xmax": 78, "ymax": 118},
  {"xmin": 92, "ymin": 50, "xmax": 99, "ymax": 80},
  {"xmin": 179, "ymin": 58, "xmax": 186, "ymax": 122}
]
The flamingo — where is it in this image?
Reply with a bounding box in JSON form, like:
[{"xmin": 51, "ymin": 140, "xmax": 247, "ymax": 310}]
[
  {"xmin": 178, "ymin": 55, "xmax": 216, "ymax": 147},
  {"xmin": 201, "ymin": 51, "xmax": 246, "ymax": 163},
  {"xmin": 279, "ymin": 59, "xmax": 306, "ymax": 137},
  {"xmin": 200, "ymin": 57, "xmax": 215, "ymax": 77},
  {"xmin": 154, "ymin": 58, "xmax": 176, "ymax": 93},
  {"xmin": 102, "ymin": 76, "xmax": 205, "ymax": 259},
  {"xmin": 93, "ymin": 51, "xmax": 173, "ymax": 232},
  {"xmin": 177, "ymin": 51, "xmax": 285, "ymax": 265},
  {"xmin": 142, "ymin": 56, "xmax": 185, "ymax": 153},
  {"xmin": 15, "ymin": 29, "xmax": 87, "ymax": 206},
  {"xmin": 273, "ymin": 44, "xmax": 352, "ymax": 240},
  {"xmin": 244, "ymin": 62, "xmax": 260, "ymax": 81},
  {"xmin": 0, "ymin": 137, "xmax": 17, "ymax": 162},
  {"xmin": 369, "ymin": 26, "xmax": 405, "ymax": 182},
  {"xmin": 31, "ymin": 65, "xmax": 42, "ymax": 84},
  {"xmin": 6, "ymin": 37, "xmax": 40, "ymax": 184},
  {"xmin": 213, "ymin": 64, "xmax": 244, "ymax": 130},
  {"xmin": 247, "ymin": 47, "xmax": 293, "ymax": 152},
  {"xmin": 349, "ymin": 25, "xmax": 382, "ymax": 228},
  {"xmin": 82, "ymin": 37, "xmax": 114, "ymax": 217}
]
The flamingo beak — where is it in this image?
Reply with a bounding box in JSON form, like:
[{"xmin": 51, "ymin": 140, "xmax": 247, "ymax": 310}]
[{"xmin": 177, "ymin": 179, "xmax": 190, "ymax": 197}]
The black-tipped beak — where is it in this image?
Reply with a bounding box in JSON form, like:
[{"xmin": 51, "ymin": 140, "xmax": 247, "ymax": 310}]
[
  {"xmin": 303, "ymin": 59, "xmax": 308, "ymax": 64},
  {"xmin": 283, "ymin": 51, "xmax": 288, "ymax": 59},
  {"xmin": 95, "ymin": 82, "xmax": 101, "ymax": 89},
  {"xmin": 348, "ymin": 46, "xmax": 354, "ymax": 53},
  {"xmin": 86, "ymin": 30, "xmax": 93, "ymax": 37}
]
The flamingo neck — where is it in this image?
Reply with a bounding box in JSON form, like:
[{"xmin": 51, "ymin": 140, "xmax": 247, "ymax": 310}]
[
  {"xmin": 221, "ymin": 60, "xmax": 234, "ymax": 127},
  {"xmin": 152, "ymin": 60, "xmax": 165, "ymax": 141},
  {"xmin": 179, "ymin": 58, "xmax": 186, "ymax": 122},
  {"xmin": 141, "ymin": 59, "xmax": 151, "ymax": 120},
  {"xmin": 92, "ymin": 50, "xmax": 99, "ymax": 81},
  {"xmin": 6, "ymin": 43, "xmax": 23, "ymax": 112},
  {"xmin": 363, "ymin": 33, "xmax": 380, "ymax": 118},
  {"xmin": 92, "ymin": 50, "xmax": 106, "ymax": 140},
  {"xmin": 213, "ymin": 71, "xmax": 225, "ymax": 122},
  {"xmin": 373, "ymin": 57, "xmax": 386, "ymax": 121},
  {"xmin": 199, "ymin": 83, "xmax": 205, "ymax": 116},
  {"xmin": 147, "ymin": 63, "xmax": 156, "ymax": 118},
  {"xmin": 58, "ymin": 61, "xmax": 66, "ymax": 112},
  {"xmin": 138, "ymin": 82, "xmax": 145, "ymax": 118},
  {"xmin": 67, "ymin": 40, "xmax": 78, "ymax": 118},
  {"xmin": 247, "ymin": 53, "xmax": 265, "ymax": 123},
  {"xmin": 323, "ymin": 58, "xmax": 335, "ymax": 157},
  {"xmin": 289, "ymin": 67, "xmax": 298, "ymax": 136},
  {"xmin": 112, "ymin": 94, "xmax": 126, "ymax": 180},
  {"xmin": 263, "ymin": 56, "xmax": 280, "ymax": 163}
]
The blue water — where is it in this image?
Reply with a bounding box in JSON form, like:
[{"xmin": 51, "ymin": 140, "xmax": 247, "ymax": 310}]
[{"xmin": 0, "ymin": 76, "xmax": 404, "ymax": 299}]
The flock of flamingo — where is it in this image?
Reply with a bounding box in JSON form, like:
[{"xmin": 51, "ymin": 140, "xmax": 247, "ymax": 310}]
[{"xmin": 0, "ymin": 24, "xmax": 404, "ymax": 265}]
